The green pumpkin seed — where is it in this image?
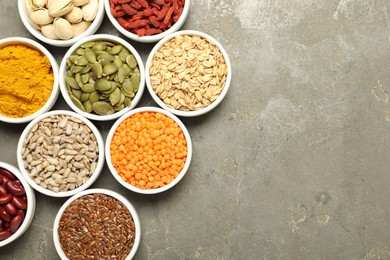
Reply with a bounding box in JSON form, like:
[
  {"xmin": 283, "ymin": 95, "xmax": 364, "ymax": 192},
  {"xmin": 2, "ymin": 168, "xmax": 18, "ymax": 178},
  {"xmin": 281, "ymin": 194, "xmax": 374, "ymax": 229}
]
[
  {"xmin": 75, "ymin": 56, "xmax": 89, "ymax": 66},
  {"xmin": 92, "ymin": 62, "xmax": 103, "ymax": 78},
  {"xmin": 75, "ymin": 73, "xmax": 83, "ymax": 86},
  {"xmin": 124, "ymin": 97, "xmax": 131, "ymax": 107},
  {"xmin": 70, "ymin": 94, "xmax": 85, "ymax": 111},
  {"xmin": 80, "ymin": 64, "xmax": 92, "ymax": 74},
  {"xmin": 118, "ymin": 48, "xmax": 130, "ymax": 62},
  {"xmin": 83, "ymin": 100, "xmax": 93, "ymax": 113},
  {"xmin": 118, "ymin": 93, "xmax": 125, "ymax": 105},
  {"xmin": 85, "ymin": 48, "xmax": 96, "ymax": 63},
  {"xmin": 81, "ymin": 83, "xmax": 95, "ymax": 93},
  {"xmin": 95, "ymin": 79, "xmax": 112, "ymax": 91},
  {"xmin": 113, "ymin": 56, "xmax": 123, "ymax": 68},
  {"xmin": 97, "ymin": 53, "xmax": 114, "ymax": 62},
  {"xmin": 71, "ymin": 65, "xmax": 83, "ymax": 74},
  {"xmin": 92, "ymin": 101, "xmax": 115, "ymax": 115},
  {"xmin": 71, "ymin": 89, "xmax": 82, "ymax": 100},
  {"xmin": 81, "ymin": 73, "xmax": 89, "ymax": 84},
  {"xmin": 89, "ymin": 92, "xmax": 100, "ymax": 104},
  {"xmin": 126, "ymin": 54, "xmax": 137, "ymax": 69},
  {"xmin": 103, "ymin": 63, "xmax": 118, "ymax": 76},
  {"xmin": 80, "ymin": 92, "xmax": 90, "ymax": 103},
  {"xmin": 69, "ymin": 55, "xmax": 79, "ymax": 64},
  {"xmin": 93, "ymin": 42, "xmax": 107, "ymax": 51},
  {"xmin": 76, "ymin": 48, "xmax": 85, "ymax": 55},
  {"xmin": 110, "ymin": 45, "xmax": 123, "ymax": 55},
  {"xmin": 81, "ymin": 41, "xmax": 96, "ymax": 48},
  {"xmin": 65, "ymin": 76, "xmax": 80, "ymax": 89},
  {"xmin": 109, "ymin": 88, "xmax": 121, "ymax": 106},
  {"xmin": 122, "ymin": 78, "xmax": 133, "ymax": 94},
  {"xmin": 117, "ymin": 67, "xmax": 127, "ymax": 83},
  {"xmin": 113, "ymin": 104, "xmax": 125, "ymax": 111},
  {"xmin": 130, "ymin": 73, "xmax": 140, "ymax": 92}
]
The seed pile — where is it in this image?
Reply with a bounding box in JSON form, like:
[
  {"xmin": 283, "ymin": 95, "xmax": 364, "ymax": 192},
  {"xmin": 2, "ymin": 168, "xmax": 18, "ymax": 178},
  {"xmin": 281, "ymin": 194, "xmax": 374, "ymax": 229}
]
[
  {"xmin": 21, "ymin": 114, "xmax": 99, "ymax": 192},
  {"xmin": 149, "ymin": 34, "xmax": 228, "ymax": 111},
  {"xmin": 110, "ymin": 0, "xmax": 185, "ymax": 36},
  {"xmin": 110, "ymin": 111, "xmax": 187, "ymax": 189},
  {"xmin": 58, "ymin": 193, "xmax": 135, "ymax": 259},
  {"xmin": 65, "ymin": 40, "xmax": 140, "ymax": 115},
  {"xmin": 0, "ymin": 168, "xmax": 27, "ymax": 241}
]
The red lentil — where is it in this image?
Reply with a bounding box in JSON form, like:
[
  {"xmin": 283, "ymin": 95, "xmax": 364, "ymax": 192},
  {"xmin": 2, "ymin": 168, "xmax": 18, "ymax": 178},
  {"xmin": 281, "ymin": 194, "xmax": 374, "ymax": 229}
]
[
  {"xmin": 110, "ymin": 0, "xmax": 185, "ymax": 36},
  {"xmin": 110, "ymin": 111, "xmax": 187, "ymax": 189}
]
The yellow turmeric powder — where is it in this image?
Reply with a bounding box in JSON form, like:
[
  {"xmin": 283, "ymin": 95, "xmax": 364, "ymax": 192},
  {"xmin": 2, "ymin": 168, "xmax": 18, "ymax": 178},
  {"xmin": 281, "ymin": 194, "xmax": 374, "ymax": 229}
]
[{"xmin": 0, "ymin": 44, "xmax": 54, "ymax": 118}]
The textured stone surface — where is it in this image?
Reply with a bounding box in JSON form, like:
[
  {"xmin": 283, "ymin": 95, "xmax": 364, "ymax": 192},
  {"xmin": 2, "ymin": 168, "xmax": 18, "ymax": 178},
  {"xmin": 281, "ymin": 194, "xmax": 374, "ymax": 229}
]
[{"xmin": 1, "ymin": 0, "xmax": 390, "ymax": 259}]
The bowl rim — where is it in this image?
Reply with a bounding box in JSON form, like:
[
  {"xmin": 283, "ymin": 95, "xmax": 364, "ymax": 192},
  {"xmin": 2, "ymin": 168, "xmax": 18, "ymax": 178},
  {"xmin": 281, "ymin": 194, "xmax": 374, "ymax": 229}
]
[
  {"xmin": 145, "ymin": 29, "xmax": 232, "ymax": 117},
  {"xmin": 17, "ymin": 0, "xmax": 105, "ymax": 47},
  {"xmin": 59, "ymin": 34, "xmax": 146, "ymax": 121},
  {"xmin": 104, "ymin": 0, "xmax": 190, "ymax": 43},
  {"xmin": 52, "ymin": 188, "xmax": 141, "ymax": 259},
  {"xmin": 0, "ymin": 162, "xmax": 36, "ymax": 247},
  {"xmin": 0, "ymin": 37, "xmax": 60, "ymax": 124},
  {"xmin": 105, "ymin": 106, "xmax": 192, "ymax": 194},
  {"xmin": 16, "ymin": 110, "xmax": 105, "ymax": 198}
]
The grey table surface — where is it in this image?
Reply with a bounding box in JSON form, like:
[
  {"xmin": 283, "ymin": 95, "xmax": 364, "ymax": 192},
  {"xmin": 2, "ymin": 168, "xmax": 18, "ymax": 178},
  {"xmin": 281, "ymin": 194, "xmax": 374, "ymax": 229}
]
[{"xmin": 1, "ymin": 0, "xmax": 390, "ymax": 259}]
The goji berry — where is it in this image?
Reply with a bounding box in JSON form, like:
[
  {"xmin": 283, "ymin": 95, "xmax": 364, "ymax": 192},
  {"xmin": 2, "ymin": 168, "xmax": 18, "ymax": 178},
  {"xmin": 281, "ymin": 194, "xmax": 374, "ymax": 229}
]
[{"xmin": 111, "ymin": 0, "xmax": 185, "ymax": 36}]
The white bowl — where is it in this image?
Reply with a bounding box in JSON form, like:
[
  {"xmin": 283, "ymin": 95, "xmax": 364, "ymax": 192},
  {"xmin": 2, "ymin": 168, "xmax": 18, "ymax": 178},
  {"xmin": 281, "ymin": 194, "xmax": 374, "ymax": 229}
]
[
  {"xmin": 0, "ymin": 162, "xmax": 36, "ymax": 247},
  {"xmin": 145, "ymin": 30, "xmax": 232, "ymax": 117},
  {"xmin": 105, "ymin": 0, "xmax": 190, "ymax": 43},
  {"xmin": 0, "ymin": 37, "xmax": 59, "ymax": 124},
  {"xmin": 53, "ymin": 188, "xmax": 141, "ymax": 259},
  {"xmin": 18, "ymin": 0, "xmax": 105, "ymax": 47},
  {"xmin": 16, "ymin": 110, "xmax": 105, "ymax": 198},
  {"xmin": 106, "ymin": 106, "xmax": 192, "ymax": 194},
  {"xmin": 59, "ymin": 34, "xmax": 145, "ymax": 121}
]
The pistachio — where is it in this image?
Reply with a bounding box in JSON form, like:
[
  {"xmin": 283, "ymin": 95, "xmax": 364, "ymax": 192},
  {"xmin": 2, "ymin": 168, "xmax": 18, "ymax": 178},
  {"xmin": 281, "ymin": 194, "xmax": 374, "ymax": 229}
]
[
  {"xmin": 47, "ymin": 0, "xmax": 74, "ymax": 17},
  {"xmin": 72, "ymin": 0, "xmax": 89, "ymax": 6},
  {"xmin": 64, "ymin": 6, "xmax": 83, "ymax": 23},
  {"xmin": 41, "ymin": 24, "xmax": 59, "ymax": 39},
  {"xmin": 81, "ymin": 0, "xmax": 98, "ymax": 22},
  {"xmin": 72, "ymin": 21, "xmax": 91, "ymax": 37},
  {"xmin": 29, "ymin": 9, "xmax": 54, "ymax": 25},
  {"xmin": 29, "ymin": 0, "xmax": 48, "ymax": 9},
  {"xmin": 53, "ymin": 18, "xmax": 73, "ymax": 39}
]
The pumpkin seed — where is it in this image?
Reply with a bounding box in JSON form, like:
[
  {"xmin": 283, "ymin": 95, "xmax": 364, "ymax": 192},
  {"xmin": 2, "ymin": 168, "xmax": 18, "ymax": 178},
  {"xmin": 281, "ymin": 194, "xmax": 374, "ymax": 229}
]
[
  {"xmin": 89, "ymin": 92, "xmax": 100, "ymax": 104},
  {"xmin": 83, "ymin": 100, "xmax": 93, "ymax": 113},
  {"xmin": 80, "ymin": 83, "xmax": 95, "ymax": 93},
  {"xmin": 92, "ymin": 62, "xmax": 103, "ymax": 78},
  {"xmin": 126, "ymin": 54, "xmax": 137, "ymax": 69},
  {"xmin": 81, "ymin": 41, "xmax": 95, "ymax": 48},
  {"xmin": 103, "ymin": 63, "xmax": 118, "ymax": 76},
  {"xmin": 92, "ymin": 101, "xmax": 115, "ymax": 115},
  {"xmin": 85, "ymin": 48, "xmax": 96, "ymax": 63},
  {"xmin": 109, "ymin": 88, "xmax": 121, "ymax": 106},
  {"xmin": 95, "ymin": 79, "xmax": 111, "ymax": 91},
  {"xmin": 65, "ymin": 75, "xmax": 79, "ymax": 89},
  {"xmin": 110, "ymin": 45, "xmax": 123, "ymax": 55}
]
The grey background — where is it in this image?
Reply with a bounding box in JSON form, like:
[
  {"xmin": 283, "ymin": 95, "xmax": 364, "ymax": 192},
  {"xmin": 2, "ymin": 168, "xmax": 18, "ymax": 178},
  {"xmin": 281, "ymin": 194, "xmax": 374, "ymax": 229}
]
[{"xmin": 1, "ymin": 0, "xmax": 390, "ymax": 259}]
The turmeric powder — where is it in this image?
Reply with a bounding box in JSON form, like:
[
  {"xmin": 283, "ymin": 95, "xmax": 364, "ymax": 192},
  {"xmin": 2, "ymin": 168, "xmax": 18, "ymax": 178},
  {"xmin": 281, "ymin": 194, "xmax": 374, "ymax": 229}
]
[{"xmin": 0, "ymin": 44, "xmax": 54, "ymax": 118}]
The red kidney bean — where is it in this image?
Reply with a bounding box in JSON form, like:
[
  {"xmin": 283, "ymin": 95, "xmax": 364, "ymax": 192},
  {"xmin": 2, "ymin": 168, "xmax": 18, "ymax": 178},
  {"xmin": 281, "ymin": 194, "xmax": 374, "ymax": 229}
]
[
  {"xmin": 0, "ymin": 206, "xmax": 11, "ymax": 222},
  {"xmin": 0, "ymin": 175, "xmax": 3, "ymax": 184},
  {"xmin": 16, "ymin": 209, "xmax": 25, "ymax": 223},
  {"xmin": 4, "ymin": 221, "xmax": 9, "ymax": 228},
  {"xmin": 11, "ymin": 196, "xmax": 27, "ymax": 210},
  {"xmin": 4, "ymin": 202, "xmax": 16, "ymax": 215},
  {"xmin": 0, "ymin": 168, "xmax": 15, "ymax": 181},
  {"xmin": 5, "ymin": 181, "xmax": 25, "ymax": 196},
  {"xmin": 0, "ymin": 185, "xmax": 7, "ymax": 196},
  {"xmin": 1, "ymin": 176, "xmax": 9, "ymax": 184},
  {"xmin": 0, "ymin": 230, "xmax": 11, "ymax": 241},
  {"xmin": 0, "ymin": 194, "xmax": 12, "ymax": 205},
  {"xmin": 10, "ymin": 215, "xmax": 22, "ymax": 233}
]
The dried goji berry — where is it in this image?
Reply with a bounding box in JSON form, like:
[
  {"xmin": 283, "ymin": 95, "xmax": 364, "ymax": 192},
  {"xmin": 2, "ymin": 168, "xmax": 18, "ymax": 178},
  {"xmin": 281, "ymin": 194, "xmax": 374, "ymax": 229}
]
[
  {"xmin": 142, "ymin": 8, "xmax": 154, "ymax": 17},
  {"xmin": 130, "ymin": 0, "xmax": 142, "ymax": 9},
  {"xmin": 122, "ymin": 4, "xmax": 137, "ymax": 15},
  {"xmin": 136, "ymin": 0, "xmax": 149, "ymax": 9}
]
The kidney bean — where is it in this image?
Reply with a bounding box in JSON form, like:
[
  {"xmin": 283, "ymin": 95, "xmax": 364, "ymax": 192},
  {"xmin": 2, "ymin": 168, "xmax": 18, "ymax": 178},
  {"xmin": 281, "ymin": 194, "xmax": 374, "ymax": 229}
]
[
  {"xmin": 16, "ymin": 209, "xmax": 25, "ymax": 223},
  {"xmin": 0, "ymin": 194, "xmax": 12, "ymax": 205},
  {"xmin": 0, "ymin": 168, "xmax": 16, "ymax": 181},
  {"xmin": 0, "ymin": 205, "xmax": 11, "ymax": 222},
  {"xmin": 0, "ymin": 230, "xmax": 11, "ymax": 241},
  {"xmin": 4, "ymin": 202, "xmax": 16, "ymax": 215},
  {"xmin": 5, "ymin": 181, "xmax": 25, "ymax": 196},
  {"xmin": 10, "ymin": 215, "xmax": 22, "ymax": 233},
  {"xmin": 11, "ymin": 196, "xmax": 27, "ymax": 210},
  {"xmin": 0, "ymin": 185, "xmax": 7, "ymax": 196}
]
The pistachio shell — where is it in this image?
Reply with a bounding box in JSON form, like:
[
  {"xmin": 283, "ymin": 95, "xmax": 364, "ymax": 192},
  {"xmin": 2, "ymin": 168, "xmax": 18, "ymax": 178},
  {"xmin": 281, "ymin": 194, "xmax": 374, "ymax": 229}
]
[
  {"xmin": 72, "ymin": 0, "xmax": 89, "ymax": 7},
  {"xmin": 47, "ymin": 0, "xmax": 74, "ymax": 17},
  {"xmin": 29, "ymin": 0, "xmax": 47, "ymax": 10},
  {"xmin": 53, "ymin": 18, "xmax": 73, "ymax": 39},
  {"xmin": 41, "ymin": 24, "xmax": 59, "ymax": 39},
  {"xmin": 81, "ymin": 0, "xmax": 98, "ymax": 22},
  {"xmin": 64, "ymin": 7, "xmax": 83, "ymax": 23},
  {"xmin": 71, "ymin": 21, "xmax": 91, "ymax": 37},
  {"xmin": 29, "ymin": 9, "xmax": 54, "ymax": 25}
]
